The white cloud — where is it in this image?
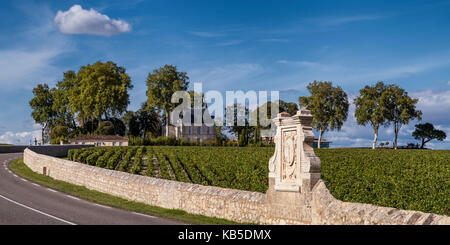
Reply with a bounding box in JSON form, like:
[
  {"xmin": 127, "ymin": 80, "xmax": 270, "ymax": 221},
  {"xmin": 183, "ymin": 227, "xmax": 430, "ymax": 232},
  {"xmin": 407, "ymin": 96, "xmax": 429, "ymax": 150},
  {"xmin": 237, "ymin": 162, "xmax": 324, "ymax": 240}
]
[
  {"xmin": 411, "ymin": 89, "xmax": 450, "ymax": 125},
  {"xmin": 0, "ymin": 4, "xmax": 70, "ymax": 90},
  {"xmin": 318, "ymin": 15, "xmax": 384, "ymax": 26},
  {"xmin": 322, "ymin": 90, "xmax": 450, "ymax": 149},
  {"xmin": 277, "ymin": 60, "xmax": 341, "ymax": 72},
  {"xmin": 215, "ymin": 40, "xmax": 243, "ymax": 47},
  {"xmin": 276, "ymin": 50, "xmax": 450, "ymax": 90},
  {"xmin": 0, "ymin": 128, "xmax": 41, "ymax": 145},
  {"xmin": 188, "ymin": 31, "xmax": 225, "ymax": 38},
  {"xmin": 54, "ymin": 5, "xmax": 131, "ymax": 36},
  {"xmin": 258, "ymin": 39, "xmax": 290, "ymax": 43},
  {"xmin": 0, "ymin": 49, "xmax": 62, "ymax": 89}
]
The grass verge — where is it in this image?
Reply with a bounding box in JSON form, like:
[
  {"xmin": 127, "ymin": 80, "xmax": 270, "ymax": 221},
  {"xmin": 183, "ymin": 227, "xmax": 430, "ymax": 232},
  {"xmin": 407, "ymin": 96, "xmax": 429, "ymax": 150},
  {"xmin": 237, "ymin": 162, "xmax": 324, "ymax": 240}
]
[{"xmin": 9, "ymin": 158, "xmax": 241, "ymax": 225}]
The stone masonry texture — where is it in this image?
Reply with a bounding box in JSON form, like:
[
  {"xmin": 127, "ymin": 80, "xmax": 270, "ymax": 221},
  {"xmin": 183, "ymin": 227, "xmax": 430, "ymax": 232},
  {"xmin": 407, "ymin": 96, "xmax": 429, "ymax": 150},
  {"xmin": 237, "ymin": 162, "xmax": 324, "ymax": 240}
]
[{"xmin": 23, "ymin": 148, "xmax": 449, "ymax": 225}]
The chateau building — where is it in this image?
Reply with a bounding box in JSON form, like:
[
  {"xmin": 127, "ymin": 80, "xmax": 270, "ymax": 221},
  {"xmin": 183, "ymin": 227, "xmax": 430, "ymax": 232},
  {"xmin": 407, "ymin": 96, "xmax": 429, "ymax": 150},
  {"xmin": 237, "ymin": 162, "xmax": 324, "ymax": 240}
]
[{"xmin": 163, "ymin": 107, "xmax": 216, "ymax": 143}]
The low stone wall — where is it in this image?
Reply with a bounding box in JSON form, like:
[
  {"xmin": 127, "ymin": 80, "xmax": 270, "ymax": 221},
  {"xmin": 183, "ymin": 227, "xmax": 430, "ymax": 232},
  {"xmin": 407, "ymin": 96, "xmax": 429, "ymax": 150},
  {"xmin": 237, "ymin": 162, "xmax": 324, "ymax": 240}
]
[
  {"xmin": 0, "ymin": 146, "xmax": 28, "ymax": 153},
  {"xmin": 23, "ymin": 149, "xmax": 267, "ymax": 224},
  {"xmin": 0, "ymin": 145, "xmax": 93, "ymax": 156},
  {"xmin": 23, "ymin": 148, "xmax": 449, "ymax": 225},
  {"xmin": 311, "ymin": 180, "xmax": 449, "ymax": 225},
  {"xmin": 27, "ymin": 145, "xmax": 94, "ymax": 157}
]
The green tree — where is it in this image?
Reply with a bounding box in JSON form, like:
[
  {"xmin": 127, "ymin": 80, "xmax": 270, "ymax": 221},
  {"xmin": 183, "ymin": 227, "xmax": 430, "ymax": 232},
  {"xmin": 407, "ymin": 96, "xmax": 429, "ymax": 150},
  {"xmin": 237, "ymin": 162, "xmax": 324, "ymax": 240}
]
[
  {"xmin": 95, "ymin": 121, "xmax": 115, "ymax": 135},
  {"xmin": 146, "ymin": 65, "xmax": 189, "ymax": 135},
  {"xmin": 250, "ymin": 100, "xmax": 299, "ymax": 143},
  {"xmin": 70, "ymin": 61, "xmax": 133, "ymax": 128},
  {"xmin": 50, "ymin": 125, "xmax": 69, "ymax": 144},
  {"xmin": 215, "ymin": 125, "xmax": 228, "ymax": 145},
  {"xmin": 299, "ymin": 81, "xmax": 349, "ymax": 148},
  {"xmin": 122, "ymin": 111, "xmax": 141, "ymax": 137},
  {"xmin": 122, "ymin": 102, "xmax": 162, "ymax": 137},
  {"xmin": 51, "ymin": 70, "xmax": 78, "ymax": 139},
  {"xmin": 225, "ymin": 103, "xmax": 254, "ymax": 146},
  {"xmin": 29, "ymin": 84, "xmax": 55, "ymax": 144},
  {"xmin": 107, "ymin": 117, "xmax": 126, "ymax": 136},
  {"xmin": 384, "ymin": 84, "xmax": 422, "ymax": 149},
  {"xmin": 412, "ymin": 123, "xmax": 446, "ymax": 149},
  {"xmin": 354, "ymin": 82, "xmax": 390, "ymax": 149}
]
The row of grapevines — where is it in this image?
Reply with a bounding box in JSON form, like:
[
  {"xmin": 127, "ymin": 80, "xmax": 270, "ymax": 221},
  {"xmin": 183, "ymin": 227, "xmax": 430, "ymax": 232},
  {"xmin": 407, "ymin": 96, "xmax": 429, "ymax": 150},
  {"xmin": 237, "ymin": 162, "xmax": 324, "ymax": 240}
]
[
  {"xmin": 106, "ymin": 147, "xmax": 126, "ymax": 170},
  {"xmin": 118, "ymin": 147, "xmax": 138, "ymax": 172},
  {"xmin": 130, "ymin": 147, "xmax": 145, "ymax": 174}
]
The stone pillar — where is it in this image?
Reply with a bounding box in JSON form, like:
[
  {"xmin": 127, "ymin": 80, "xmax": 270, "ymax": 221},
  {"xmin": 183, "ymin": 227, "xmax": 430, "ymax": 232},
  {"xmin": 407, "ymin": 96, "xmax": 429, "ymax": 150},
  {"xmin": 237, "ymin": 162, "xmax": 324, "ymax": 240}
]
[{"xmin": 268, "ymin": 109, "xmax": 321, "ymax": 193}]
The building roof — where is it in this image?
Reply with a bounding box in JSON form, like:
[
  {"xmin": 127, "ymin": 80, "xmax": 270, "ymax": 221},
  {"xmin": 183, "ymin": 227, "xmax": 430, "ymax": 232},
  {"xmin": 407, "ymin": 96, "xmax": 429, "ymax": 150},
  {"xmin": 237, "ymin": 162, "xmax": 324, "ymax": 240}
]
[{"xmin": 69, "ymin": 135, "xmax": 129, "ymax": 142}]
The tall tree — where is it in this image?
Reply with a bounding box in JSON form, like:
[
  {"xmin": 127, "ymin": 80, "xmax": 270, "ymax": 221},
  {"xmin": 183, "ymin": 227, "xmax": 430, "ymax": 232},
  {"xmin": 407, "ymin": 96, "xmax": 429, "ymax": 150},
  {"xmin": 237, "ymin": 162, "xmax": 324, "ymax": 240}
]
[
  {"xmin": 52, "ymin": 71, "xmax": 78, "ymax": 137},
  {"xmin": 225, "ymin": 103, "xmax": 254, "ymax": 146},
  {"xmin": 412, "ymin": 123, "xmax": 446, "ymax": 149},
  {"xmin": 136, "ymin": 102, "xmax": 161, "ymax": 137},
  {"xmin": 29, "ymin": 84, "xmax": 55, "ymax": 144},
  {"xmin": 122, "ymin": 111, "xmax": 141, "ymax": 137},
  {"xmin": 70, "ymin": 61, "xmax": 133, "ymax": 127},
  {"xmin": 146, "ymin": 65, "xmax": 189, "ymax": 136},
  {"xmin": 354, "ymin": 82, "xmax": 390, "ymax": 149},
  {"xmin": 385, "ymin": 84, "xmax": 422, "ymax": 149},
  {"xmin": 122, "ymin": 103, "xmax": 162, "ymax": 137},
  {"xmin": 250, "ymin": 100, "xmax": 299, "ymax": 142},
  {"xmin": 299, "ymin": 81, "xmax": 349, "ymax": 148}
]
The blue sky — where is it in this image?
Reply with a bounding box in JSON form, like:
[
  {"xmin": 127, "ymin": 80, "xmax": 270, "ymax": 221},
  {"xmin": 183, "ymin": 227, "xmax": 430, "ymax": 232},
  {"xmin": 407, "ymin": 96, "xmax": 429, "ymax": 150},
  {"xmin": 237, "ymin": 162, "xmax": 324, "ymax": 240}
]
[{"xmin": 0, "ymin": 0, "xmax": 449, "ymax": 148}]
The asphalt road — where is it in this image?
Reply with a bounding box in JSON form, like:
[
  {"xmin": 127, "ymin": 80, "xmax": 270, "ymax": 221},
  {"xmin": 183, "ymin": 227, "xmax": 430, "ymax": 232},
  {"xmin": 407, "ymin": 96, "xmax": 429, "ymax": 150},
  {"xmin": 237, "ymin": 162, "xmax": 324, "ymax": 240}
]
[{"xmin": 0, "ymin": 153, "xmax": 183, "ymax": 225}]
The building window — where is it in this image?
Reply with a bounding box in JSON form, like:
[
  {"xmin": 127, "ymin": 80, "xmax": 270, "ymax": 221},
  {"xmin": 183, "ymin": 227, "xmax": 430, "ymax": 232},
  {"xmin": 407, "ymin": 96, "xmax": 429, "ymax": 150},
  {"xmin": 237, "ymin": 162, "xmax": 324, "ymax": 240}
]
[
  {"xmin": 197, "ymin": 127, "xmax": 201, "ymax": 135},
  {"xmin": 207, "ymin": 127, "xmax": 210, "ymax": 134},
  {"xmin": 112, "ymin": 142, "xmax": 116, "ymax": 146},
  {"xmin": 119, "ymin": 142, "xmax": 123, "ymax": 146}
]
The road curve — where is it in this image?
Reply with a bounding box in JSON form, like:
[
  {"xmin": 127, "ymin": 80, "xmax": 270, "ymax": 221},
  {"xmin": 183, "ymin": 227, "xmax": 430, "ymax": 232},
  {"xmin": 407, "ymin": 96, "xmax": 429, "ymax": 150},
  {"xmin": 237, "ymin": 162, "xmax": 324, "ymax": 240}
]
[{"xmin": 0, "ymin": 153, "xmax": 183, "ymax": 225}]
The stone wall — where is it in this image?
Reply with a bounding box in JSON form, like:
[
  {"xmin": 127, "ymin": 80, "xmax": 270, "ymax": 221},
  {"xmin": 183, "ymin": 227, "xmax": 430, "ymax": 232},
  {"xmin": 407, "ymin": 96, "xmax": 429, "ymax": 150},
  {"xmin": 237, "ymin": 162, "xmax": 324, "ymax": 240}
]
[
  {"xmin": 27, "ymin": 145, "xmax": 94, "ymax": 157},
  {"xmin": 0, "ymin": 145, "xmax": 93, "ymax": 156},
  {"xmin": 0, "ymin": 146, "xmax": 27, "ymax": 153},
  {"xmin": 20, "ymin": 109, "xmax": 450, "ymax": 225},
  {"xmin": 23, "ymin": 148, "xmax": 449, "ymax": 225}
]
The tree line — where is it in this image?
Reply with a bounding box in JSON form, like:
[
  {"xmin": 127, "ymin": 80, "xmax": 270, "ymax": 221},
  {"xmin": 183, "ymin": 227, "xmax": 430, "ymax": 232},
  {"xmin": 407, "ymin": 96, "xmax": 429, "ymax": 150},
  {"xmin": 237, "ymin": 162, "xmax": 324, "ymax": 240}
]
[
  {"xmin": 29, "ymin": 61, "xmax": 445, "ymax": 148},
  {"xmin": 299, "ymin": 81, "xmax": 446, "ymax": 149}
]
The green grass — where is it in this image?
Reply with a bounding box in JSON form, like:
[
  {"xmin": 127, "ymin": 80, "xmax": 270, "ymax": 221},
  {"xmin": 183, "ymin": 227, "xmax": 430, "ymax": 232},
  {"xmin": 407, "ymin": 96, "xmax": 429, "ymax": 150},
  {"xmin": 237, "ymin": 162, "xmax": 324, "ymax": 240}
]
[{"xmin": 9, "ymin": 158, "xmax": 241, "ymax": 225}]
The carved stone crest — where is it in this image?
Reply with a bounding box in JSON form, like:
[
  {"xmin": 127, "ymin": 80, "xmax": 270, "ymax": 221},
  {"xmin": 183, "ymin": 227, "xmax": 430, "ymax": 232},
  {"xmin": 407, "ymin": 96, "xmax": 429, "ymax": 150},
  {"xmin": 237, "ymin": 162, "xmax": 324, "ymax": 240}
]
[
  {"xmin": 268, "ymin": 109, "xmax": 321, "ymax": 192},
  {"xmin": 282, "ymin": 130, "xmax": 297, "ymax": 181}
]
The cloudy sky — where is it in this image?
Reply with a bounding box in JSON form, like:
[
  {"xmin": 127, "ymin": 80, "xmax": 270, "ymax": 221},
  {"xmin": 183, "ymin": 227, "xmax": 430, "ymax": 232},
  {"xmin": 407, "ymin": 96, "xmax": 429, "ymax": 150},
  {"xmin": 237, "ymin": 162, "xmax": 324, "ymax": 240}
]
[{"xmin": 0, "ymin": 0, "xmax": 449, "ymax": 148}]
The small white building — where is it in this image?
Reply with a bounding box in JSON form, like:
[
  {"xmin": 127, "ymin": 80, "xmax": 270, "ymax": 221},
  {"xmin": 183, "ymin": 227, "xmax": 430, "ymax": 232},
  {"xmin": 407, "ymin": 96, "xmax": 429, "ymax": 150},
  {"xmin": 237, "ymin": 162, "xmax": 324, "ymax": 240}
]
[{"xmin": 69, "ymin": 135, "xmax": 129, "ymax": 147}]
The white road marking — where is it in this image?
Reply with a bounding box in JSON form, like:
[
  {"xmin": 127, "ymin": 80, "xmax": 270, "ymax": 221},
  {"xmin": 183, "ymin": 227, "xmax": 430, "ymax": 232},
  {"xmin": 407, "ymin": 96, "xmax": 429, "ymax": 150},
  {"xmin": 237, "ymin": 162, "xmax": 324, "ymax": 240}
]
[
  {"xmin": 31, "ymin": 183, "xmax": 40, "ymax": 187},
  {"xmin": 47, "ymin": 188, "xmax": 57, "ymax": 193},
  {"xmin": 132, "ymin": 212, "xmax": 157, "ymax": 219},
  {"xmin": 66, "ymin": 195, "xmax": 80, "ymax": 201},
  {"xmin": 93, "ymin": 203, "xmax": 112, "ymax": 209},
  {"xmin": 13, "ymin": 174, "xmax": 18, "ymax": 178},
  {"xmin": 0, "ymin": 193, "xmax": 76, "ymax": 225},
  {"xmin": 21, "ymin": 179, "xmax": 28, "ymax": 182}
]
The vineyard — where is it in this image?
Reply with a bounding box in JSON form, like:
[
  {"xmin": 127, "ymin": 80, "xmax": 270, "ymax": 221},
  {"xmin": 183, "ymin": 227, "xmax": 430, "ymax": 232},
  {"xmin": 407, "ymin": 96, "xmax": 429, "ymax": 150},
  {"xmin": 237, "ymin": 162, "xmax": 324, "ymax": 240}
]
[
  {"xmin": 68, "ymin": 146, "xmax": 273, "ymax": 193},
  {"xmin": 68, "ymin": 147, "xmax": 450, "ymax": 215}
]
